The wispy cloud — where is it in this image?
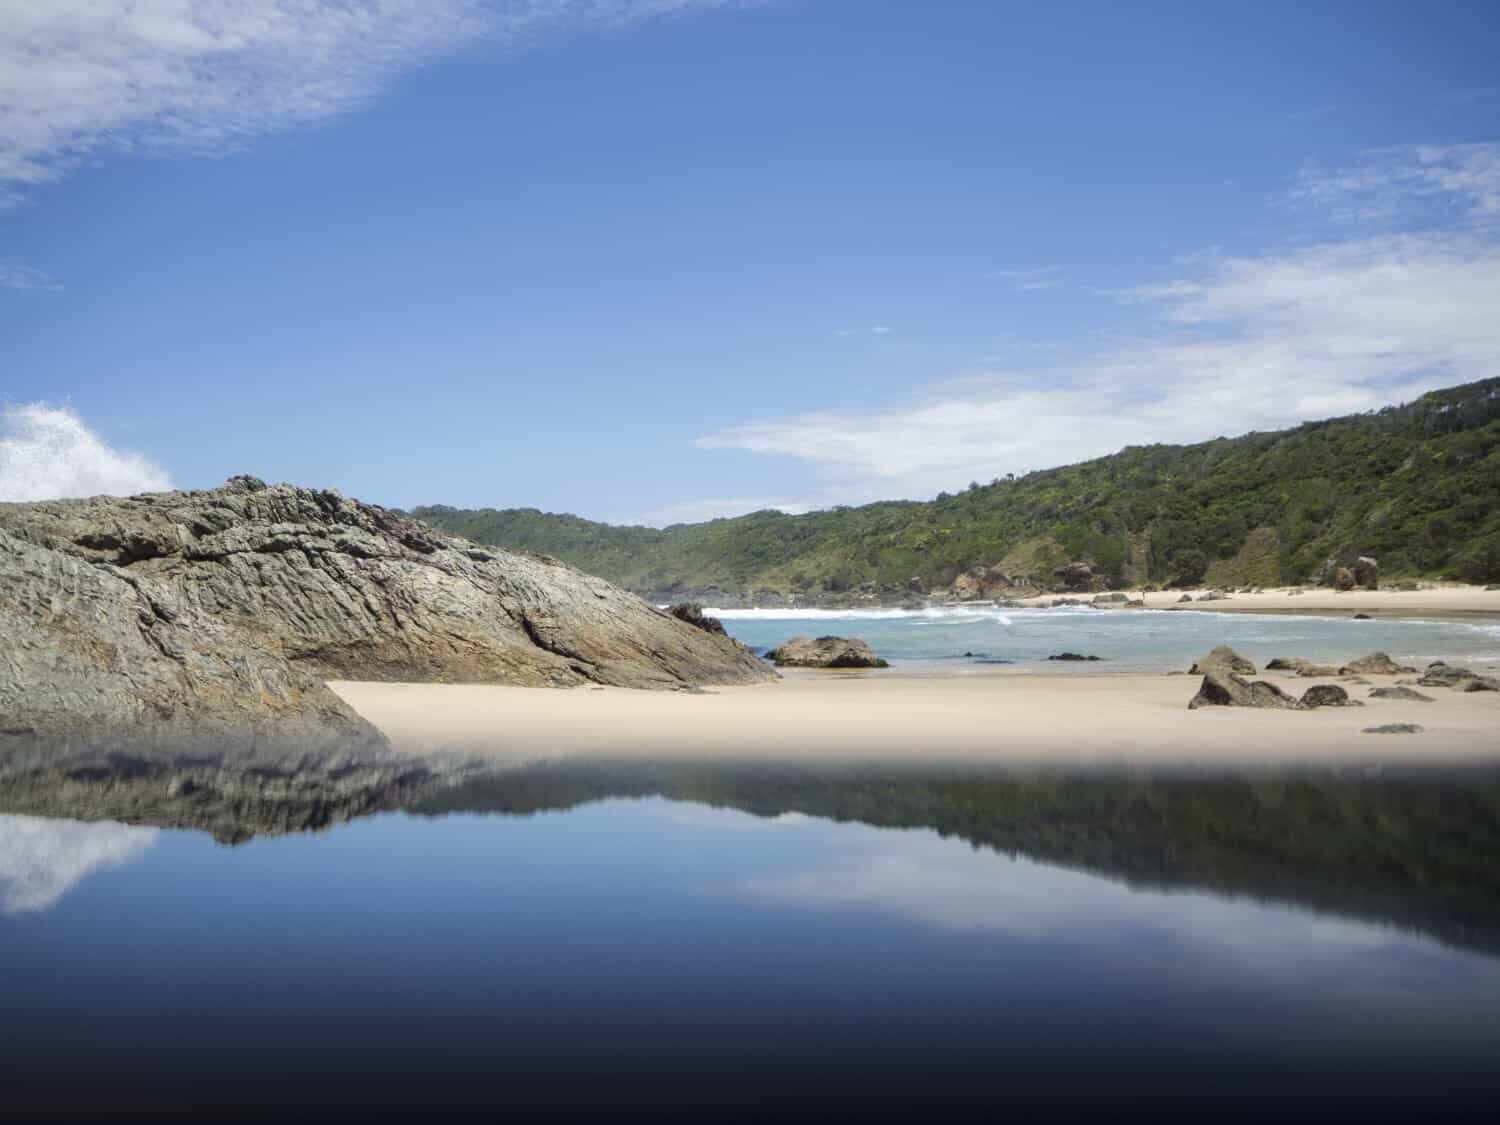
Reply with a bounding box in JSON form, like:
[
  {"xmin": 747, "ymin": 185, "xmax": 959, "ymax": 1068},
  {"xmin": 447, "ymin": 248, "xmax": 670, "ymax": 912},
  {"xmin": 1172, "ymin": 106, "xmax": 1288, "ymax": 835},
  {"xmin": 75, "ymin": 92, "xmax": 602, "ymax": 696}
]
[
  {"xmin": 698, "ymin": 145, "xmax": 1500, "ymax": 504},
  {"xmin": 1289, "ymin": 142, "xmax": 1500, "ymax": 224},
  {"xmin": 0, "ymin": 403, "xmax": 172, "ymax": 502},
  {"xmin": 0, "ymin": 261, "xmax": 60, "ymax": 290},
  {"xmin": 988, "ymin": 265, "xmax": 1064, "ymax": 291},
  {"xmin": 0, "ymin": 0, "xmax": 750, "ymax": 208}
]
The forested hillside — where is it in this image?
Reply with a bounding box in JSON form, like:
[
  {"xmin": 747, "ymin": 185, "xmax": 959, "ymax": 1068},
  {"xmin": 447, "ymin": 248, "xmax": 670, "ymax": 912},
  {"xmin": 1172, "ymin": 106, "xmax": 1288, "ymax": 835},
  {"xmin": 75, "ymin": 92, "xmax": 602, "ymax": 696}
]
[{"xmin": 412, "ymin": 378, "xmax": 1500, "ymax": 596}]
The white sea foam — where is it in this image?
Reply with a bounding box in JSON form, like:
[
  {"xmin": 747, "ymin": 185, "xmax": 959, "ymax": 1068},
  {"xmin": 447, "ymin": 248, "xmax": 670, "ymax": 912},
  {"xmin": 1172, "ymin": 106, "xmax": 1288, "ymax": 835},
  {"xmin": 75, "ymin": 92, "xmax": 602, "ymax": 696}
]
[{"xmin": 705, "ymin": 605, "xmax": 1028, "ymax": 625}]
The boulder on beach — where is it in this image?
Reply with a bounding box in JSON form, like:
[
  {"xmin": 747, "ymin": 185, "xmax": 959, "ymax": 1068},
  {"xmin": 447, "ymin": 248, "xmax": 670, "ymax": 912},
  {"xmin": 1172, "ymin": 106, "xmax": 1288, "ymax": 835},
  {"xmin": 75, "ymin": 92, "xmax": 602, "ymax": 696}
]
[
  {"xmin": 1177, "ymin": 594, "xmax": 1194, "ymax": 603},
  {"xmin": 1340, "ymin": 652, "xmax": 1417, "ymax": 676},
  {"xmin": 1188, "ymin": 669, "xmax": 1301, "ymax": 710},
  {"xmin": 1417, "ymin": 662, "xmax": 1500, "ymax": 692},
  {"xmin": 1189, "ymin": 646, "xmax": 1257, "ymax": 676},
  {"xmin": 1294, "ymin": 664, "xmax": 1342, "ymax": 678},
  {"xmin": 1369, "ymin": 686, "xmax": 1434, "ymax": 702},
  {"xmin": 1364, "ymin": 723, "xmax": 1423, "ymax": 735},
  {"xmin": 1353, "ymin": 556, "xmax": 1379, "ymax": 589},
  {"xmin": 766, "ymin": 636, "xmax": 889, "ymax": 669},
  {"xmin": 1332, "ymin": 567, "xmax": 1356, "ymax": 591},
  {"xmin": 1300, "ymin": 684, "xmax": 1363, "ymax": 709},
  {"xmin": 1091, "ymin": 592, "xmax": 1129, "ymax": 605},
  {"xmin": 1266, "ymin": 657, "xmax": 1316, "ymax": 673}
]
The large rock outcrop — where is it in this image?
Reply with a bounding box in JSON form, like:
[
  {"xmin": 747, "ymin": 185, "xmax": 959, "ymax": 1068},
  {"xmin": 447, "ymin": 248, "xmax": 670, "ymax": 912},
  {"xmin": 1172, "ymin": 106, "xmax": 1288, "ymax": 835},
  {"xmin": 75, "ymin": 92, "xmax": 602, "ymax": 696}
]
[
  {"xmin": 0, "ymin": 478, "xmax": 774, "ymax": 749},
  {"xmin": 766, "ymin": 636, "xmax": 889, "ymax": 669}
]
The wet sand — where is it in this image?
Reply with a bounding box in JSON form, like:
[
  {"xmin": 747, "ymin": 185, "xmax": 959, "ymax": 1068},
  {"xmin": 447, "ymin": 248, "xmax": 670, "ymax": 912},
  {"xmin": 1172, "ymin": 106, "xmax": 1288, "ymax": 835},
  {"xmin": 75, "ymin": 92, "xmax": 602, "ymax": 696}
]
[{"xmin": 332, "ymin": 669, "xmax": 1500, "ymax": 765}]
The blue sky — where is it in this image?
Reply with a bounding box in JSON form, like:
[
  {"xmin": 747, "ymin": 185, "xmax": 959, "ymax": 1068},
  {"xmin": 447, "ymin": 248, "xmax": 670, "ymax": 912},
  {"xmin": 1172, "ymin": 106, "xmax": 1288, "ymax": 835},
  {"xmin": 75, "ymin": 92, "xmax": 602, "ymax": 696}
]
[{"xmin": 3, "ymin": 1, "xmax": 1499, "ymax": 523}]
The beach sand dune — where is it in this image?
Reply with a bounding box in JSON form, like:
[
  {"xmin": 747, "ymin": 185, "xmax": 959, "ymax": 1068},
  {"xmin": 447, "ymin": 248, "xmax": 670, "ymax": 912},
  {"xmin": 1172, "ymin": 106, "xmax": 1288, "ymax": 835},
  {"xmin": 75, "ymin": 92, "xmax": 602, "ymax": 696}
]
[{"xmin": 332, "ymin": 670, "xmax": 1500, "ymax": 766}]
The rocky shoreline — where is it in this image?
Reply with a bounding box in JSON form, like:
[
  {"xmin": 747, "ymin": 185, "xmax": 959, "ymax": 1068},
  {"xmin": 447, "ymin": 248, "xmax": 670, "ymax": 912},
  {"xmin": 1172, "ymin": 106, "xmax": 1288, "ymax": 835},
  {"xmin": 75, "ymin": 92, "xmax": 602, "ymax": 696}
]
[{"xmin": 0, "ymin": 478, "xmax": 774, "ymax": 754}]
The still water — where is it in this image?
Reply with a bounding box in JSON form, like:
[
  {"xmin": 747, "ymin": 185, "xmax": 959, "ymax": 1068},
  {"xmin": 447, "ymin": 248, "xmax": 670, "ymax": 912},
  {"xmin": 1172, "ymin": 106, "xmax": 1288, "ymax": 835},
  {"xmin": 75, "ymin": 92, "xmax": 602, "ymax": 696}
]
[{"xmin": 2, "ymin": 749, "xmax": 1498, "ymax": 1121}]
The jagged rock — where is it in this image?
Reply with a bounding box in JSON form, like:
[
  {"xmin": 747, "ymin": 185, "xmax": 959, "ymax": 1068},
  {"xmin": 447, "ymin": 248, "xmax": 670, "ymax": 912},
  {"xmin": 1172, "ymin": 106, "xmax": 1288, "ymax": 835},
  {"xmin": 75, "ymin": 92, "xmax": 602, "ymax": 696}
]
[
  {"xmin": 1340, "ymin": 652, "xmax": 1417, "ymax": 676},
  {"xmin": 1300, "ymin": 684, "xmax": 1363, "ymax": 709},
  {"xmin": 1417, "ymin": 662, "xmax": 1500, "ymax": 692},
  {"xmin": 1047, "ymin": 653, "xmax": 1102, "ymax": 662},
  {"xmin": 1332, "ymin": 567, "xmax": 1356, "ymax": 591},
  {"xmin": 1177, "ymin": 593, "xmax": 1194, "ymax": 603},
  {"xmin": 1188, "ymin": 669, "xmax": 1301, "ymax": 710},
  {"xmin": 1092, "ymin": 593, "xmax": 1129, "ymax": 605},
  {"xmin": 1352, "ymin": 613, "xmax": 1373, "ymax": 620},
  {"xmin": 664, "ymin": 603, "xmax": 727, "ymax": 636},
  {"xmin": 0, "ymin": 480, "xmax": 774, "ymax": 749},
  {"xmin": 1354, "ymin": 556, "xmax": 1379, "ymax": 589},
  {"xmin": 1364, "ymin": 723, "xmax": 1423, "ymax": 735},
  {"xmin": 1369, "ymin": 686, "xmax": 1435, "ymax": 702},
  {"xmin": 1190, "ymin": 646, "xmax": 1257, "ymax": 676},
  {"xmin": 766, "ymin": 636, "xmax": 889, "ymax": 669}
]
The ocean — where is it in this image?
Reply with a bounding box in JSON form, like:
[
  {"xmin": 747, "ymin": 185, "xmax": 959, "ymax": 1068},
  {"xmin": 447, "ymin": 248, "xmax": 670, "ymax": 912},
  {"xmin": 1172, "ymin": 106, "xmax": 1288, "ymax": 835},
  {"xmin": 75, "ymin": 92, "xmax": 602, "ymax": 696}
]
[{"xmin": 711, "ymin": 604, "xmax": 1500, "ymax": 674}]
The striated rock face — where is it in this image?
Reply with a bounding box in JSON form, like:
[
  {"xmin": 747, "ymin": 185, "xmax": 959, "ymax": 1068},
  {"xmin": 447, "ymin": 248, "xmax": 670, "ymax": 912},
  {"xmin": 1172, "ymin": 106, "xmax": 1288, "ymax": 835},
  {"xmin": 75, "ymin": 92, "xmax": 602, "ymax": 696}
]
[
  {"xmin": 0, "ymin": 527, "xmax": 383, "ymax": 753},
  {"xmin": 0, "ymin": 478, "xmax": 774, "ymax": 749},
  {"xmin": 766, "ymin": 636, "xmax": 888, "ymax": 669}
]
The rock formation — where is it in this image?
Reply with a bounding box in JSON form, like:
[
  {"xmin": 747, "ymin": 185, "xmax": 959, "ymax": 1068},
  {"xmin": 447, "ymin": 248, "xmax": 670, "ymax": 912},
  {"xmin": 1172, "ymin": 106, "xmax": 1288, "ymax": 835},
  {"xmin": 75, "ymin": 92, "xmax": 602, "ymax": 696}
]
[
  {"xmin": 1299, "ymin": 684, "xmax": 1362, "ymax": 709},
  {"xmin": 1340, "ymin": 652, "xmax": 1417, "ymax": 676},
  {"xmin": 0, "ymin": 478, "xmax": 774, "ymax": 750},
  {"xmin": 1189, "ymin": 646, "xmax": 1257, "ymax": 676},
  {"xmin": 664, "ymin": 603, "xmax": 727, "ymax": 636},
  {"xmin": 1353, "ymin": 556, "xmax": 1379, "ymax": 589},
  {"xmin": 1418, "ymin": 662, "xmax": 1500, "ymax": 692},
  {"xmin": 1332, "ymin": 566, "xmax": 1356, "ymax": 591},
  {"xmin": 766, "ymin": 636, "xmax": 889, "ymax": 669},
  {"xmin": 1368, "ymin": 686, "xmax": 1434, "ymax": 702},
  {"xmin": 1188, "ymin": 669, "xmax": 1300, "ymax": 710}
]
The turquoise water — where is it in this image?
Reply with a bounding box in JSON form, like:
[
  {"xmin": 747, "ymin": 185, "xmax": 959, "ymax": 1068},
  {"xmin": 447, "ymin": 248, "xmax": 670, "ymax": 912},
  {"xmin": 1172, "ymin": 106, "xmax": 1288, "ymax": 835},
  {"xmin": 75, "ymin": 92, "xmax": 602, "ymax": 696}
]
[{"xmin": 712, "ymin": 605, "xmax": 1500, "ymax": 674}]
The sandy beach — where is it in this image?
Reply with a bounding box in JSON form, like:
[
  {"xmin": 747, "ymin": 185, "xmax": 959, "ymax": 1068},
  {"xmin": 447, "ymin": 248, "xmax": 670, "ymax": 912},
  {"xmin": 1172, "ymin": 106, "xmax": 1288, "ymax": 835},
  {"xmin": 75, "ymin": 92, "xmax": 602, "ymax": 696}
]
[
  {"xmin": 332, "ymin": 668, "xmax": 1500, "ymax": 765},
  {"xmin": 1013, "ymin": 583, "xmax": 1500, "ymax": 619}
]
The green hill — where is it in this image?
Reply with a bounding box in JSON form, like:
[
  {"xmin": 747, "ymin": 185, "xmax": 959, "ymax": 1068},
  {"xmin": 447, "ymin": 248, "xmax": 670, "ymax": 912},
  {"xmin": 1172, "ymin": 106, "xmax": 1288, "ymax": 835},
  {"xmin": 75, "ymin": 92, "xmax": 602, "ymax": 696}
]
[{"xmin": 411, "ymin": 378, "xmax": 1500, "ymax": 597}]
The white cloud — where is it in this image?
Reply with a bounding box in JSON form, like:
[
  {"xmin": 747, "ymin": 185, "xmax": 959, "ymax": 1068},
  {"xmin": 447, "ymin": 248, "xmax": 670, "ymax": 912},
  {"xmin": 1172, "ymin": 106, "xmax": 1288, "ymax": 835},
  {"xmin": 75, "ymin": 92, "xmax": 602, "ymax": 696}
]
[
  {"xmin": 0, "ymin": 260, "xmax": 60, "ymax": 289},
  {"xmin": 0, "ymin": 814, "xmax": 156, "ymax": 914},
  {"xmin": 870, "ymin": 324, "xmax": 893, "ymax": 336},
  {"xmin": 0, "ymin": 403, "xmax": 173, "ymax": 501},
  {"xmin": 988, "ymin": 265, "xmax": 1064, "ymax": 291},
  {"xmin": 0, "ymin": 0, "xmax": 748, "ymax": 208},
  {"xmin": 698, "ymin": 145, "xmax": 1500, "ymax": 504},
  {"xmin": 1290, "ymin": 142, "xmax": 1500, "ymax": 224}
]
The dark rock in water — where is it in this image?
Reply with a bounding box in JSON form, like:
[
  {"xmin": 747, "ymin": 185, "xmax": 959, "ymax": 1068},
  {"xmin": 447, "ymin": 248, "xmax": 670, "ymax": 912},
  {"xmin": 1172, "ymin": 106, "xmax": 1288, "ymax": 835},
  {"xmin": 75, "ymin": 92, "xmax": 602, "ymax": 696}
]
[
  {"xmin": 1189, "ymin": 645, "xmax": 1257, "ymax": 676},
  {"xmin": 766, "ymin": 636, "xmax": 889, "ymax": 669},
  {"xmin": 1341, "ymin": 652, "xmax": 1417, "ymax": 676},
  {"xmin": 973, "ymin": 659, "xmax": 1015, "ymax": 665},
  {"xmin": 1352, "ymin": 613, "xmax": 1373, "ymax": 620},
  {"xmin": 664, "ymin": 602, "xmax": 727, "ymax": 636},
  {"xmin": 1369, "ymin": 686, "xmax": 1435, "ymax": 702},
  {"xmin": 1189, "ymin": 669, "xmax": 1301, "ymax": 710},
  {"xmin": 0, "ymin": 479, "xmax": 774, "ymax": 750},
  {"xmin": 1364, "ymin": 723, "xmax": 1423, "ymax": 735},
  {"xmin": 1353, "ymin": 556, "xmax": 1379, "ymax": 589},
  {"xmin": 1417, "ymin": 662, "xmax": 1500, "ymax": 692},
  {"xmin": 1048, "ymin": 653, "xmax": 1102, "ymax": 662},
  {"xmin": 1300, "ymin": 684, "xmax": 1363, "ymax": 709}
]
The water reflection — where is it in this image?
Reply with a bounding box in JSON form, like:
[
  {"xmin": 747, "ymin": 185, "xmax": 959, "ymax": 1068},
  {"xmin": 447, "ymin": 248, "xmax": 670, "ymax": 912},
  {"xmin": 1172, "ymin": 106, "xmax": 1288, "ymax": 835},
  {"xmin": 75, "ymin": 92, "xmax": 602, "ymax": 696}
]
[
  {"xmin": 2, "ymin": 743, "xmax": 1498, "ymax": 955},
  {"xmin": 0, "ymin": 814, "xmax": 155, "ymax": 913}
]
